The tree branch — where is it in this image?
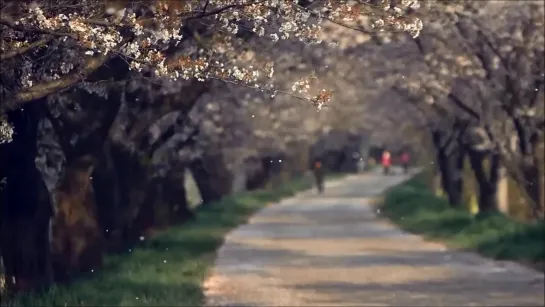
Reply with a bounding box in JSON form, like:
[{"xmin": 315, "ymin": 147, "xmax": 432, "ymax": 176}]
[
  {"xmin": 0, "ymin": 36, "xmax": 54, "ymax": 61},
  {"xmin": 127, "ymin": 79, "xmax": 210, "ymax": 142},
  {"xmin": 0, "ymin": 15, "xmax": 77, "ymax": 39},
  {"xmin": 1, "ymin": 53, "xmax": 110, "ymax": 113},
  {"xmin": 447, "ymin": 91, "xmax": 480, "ymax": 121}
]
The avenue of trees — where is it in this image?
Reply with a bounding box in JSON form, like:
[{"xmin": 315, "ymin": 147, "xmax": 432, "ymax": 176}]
[
  {"xmin": 0, "ymin": 0, "xmax": 424, "ymax": 293},
  {"xmin": 0, "ymin": 0, "xmax": 543, "ymax": 297},
  {"xmin": 364, "ymin": 1, "xmax": 544, "ymax": 219}
]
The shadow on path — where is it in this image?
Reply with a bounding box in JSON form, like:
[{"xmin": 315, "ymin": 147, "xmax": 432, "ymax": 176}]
[{"xmin": 205, "ymin": 170, "xmax": 545, "ymax": 306}]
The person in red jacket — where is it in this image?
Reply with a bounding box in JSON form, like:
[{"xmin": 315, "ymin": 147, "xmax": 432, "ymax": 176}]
[
  {"xmin": 401, "ymin": 151, "xmax": 410, "ymax": 174},
  {"xmin": 382, "ymin": 150, "xmax": 391, "ymax": 175}
]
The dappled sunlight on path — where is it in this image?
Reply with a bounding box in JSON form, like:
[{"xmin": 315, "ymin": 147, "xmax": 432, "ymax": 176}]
[{"xmin": 204, "ymin": 169, "xmax": 545, "ymax": 306}]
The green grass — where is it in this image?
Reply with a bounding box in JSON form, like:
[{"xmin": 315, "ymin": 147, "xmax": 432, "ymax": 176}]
[
  {"xmin": 379, "ymin": 173, "xmax": 545, "ymax": 271},
  {"xmin": 2, "ymin": 175, "xmax": 323, "ymax": 307}
]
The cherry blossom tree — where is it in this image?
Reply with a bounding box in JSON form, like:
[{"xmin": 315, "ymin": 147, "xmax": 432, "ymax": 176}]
[
  {"xmin": 0, "ymin": 0, "xmax": 423, "ymax": 115},
  {"xmin": 412, "ymin": 1, "xmax": 545, "ymax": 217},
  {"xmin": 369, "ymin": 0, "xmax": 545, "ymax": 216},
  {"xmin": 0, "ymin": 0, "xmax": 430, "ymax": 294},
  {"xmin": 454, "ymin": 1, "xmax": 545, "ymax": 218}
]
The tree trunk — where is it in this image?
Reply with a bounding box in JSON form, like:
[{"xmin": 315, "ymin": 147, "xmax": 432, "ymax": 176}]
[
  {"xmin": 468, "ymin": 150, "xmax": 500, "ymax": 215},
  {"xmin": 189, "ymin": 158, "xmax": 219, "ymax": 204},
  {"xmin": 268, "ymin": 153, "xmax": 286, "ymax": 188},
  {"xmin": 93, "ymin": 144, "xmax": 158, "ymax": 249},
  {"xmin": 538, "ymin": 142, "xmax": 545, "ymax": 219},
  {"xmin": 496, "ymin": 165, "xmax": 509, "ymax": 215},
  {"xmin": 163, "ymin": 166, "xmax": 193, "ymax": 222},
  {"xmin": 520, "ymin": 150, "xmax": 544, "ymax": 220},
  {"xmin": 50, "ymin": 154, "xmax": 103, "ymax": 282},
  {"xmin": 109, "ymin": 147, "xmax": 152, "ymax": 243},
  {"xmin": 430, "ymin": 130, "xmax": 464, "ymax": 207},
  {"xmin": 511, "ymin": 120, "xmax": 544, "ymax": 219},
  {"xmin": 189, "ymin": 154, "xmax": 232, "ymax": 204},
  {"xmin": 435, "ymin": 147, "xmax": 464, "ymax": 207},
  {"xmin": 0, "ymin": 101, "xmax": 54, "ymax": 292},
  {"xmin": 92, "ymin": 142, "xmax": 122, "ymax": 250},
  {"xmin": 129, "ymin": 162, "xmax": 194, "ymax": 232},
  {"xmin": 436, "ymin": 150, "xmax": 452, "ymax": 198},
  {"xmin": 132, "ymin": 171, "xmax": 160, "ymax": 233},
  {"xmin": 245, "ymin": 157, "xmax": 270, "ymax": 191},
  {"xmin": 448, "ymin": 146, "xmax": 465, "ymax": 207}
]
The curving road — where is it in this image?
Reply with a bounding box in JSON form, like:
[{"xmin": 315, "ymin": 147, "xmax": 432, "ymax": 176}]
[{"xmin": 204, "ymin": 169, "xmax": 545, "ymax": 306}]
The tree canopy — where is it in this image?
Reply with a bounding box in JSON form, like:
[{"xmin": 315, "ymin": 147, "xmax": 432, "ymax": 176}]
[{"xmin": 0, "ymin": 0, "xmax": 423, "ymax": 117}]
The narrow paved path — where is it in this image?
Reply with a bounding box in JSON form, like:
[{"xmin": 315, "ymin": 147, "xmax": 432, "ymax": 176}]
[{"xmin": 204, "ymin": 169, "xmax": 545, "ymax": 306}]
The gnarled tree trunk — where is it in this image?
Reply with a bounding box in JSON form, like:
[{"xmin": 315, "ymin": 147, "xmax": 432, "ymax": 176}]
[
  {"xmin": 245, "ymin": 157, "xmax": 269, "ymax": 191},
  {"xmin": 0, "ymin": 100, "xmax": 53, "ymax": 292},
  {"xmin": 520, "ymin": 150, "xmax": 544, "ymax": 219},
  {"xmin": 438, "ymin": 147, "xmax": 465, "ymax": 207},
  {"xmin": 468, "ymin": 150, "xmax": 501, "ymax": 215},
  {"xmin": 50, "ymin": 155, "xmax": 103, "ymax": 282},
  {"xmin": 92, "ymin": 142, "xmax": 122, "ymax": 250},
  {"xmin": 92, "ymin": 144, "xmax": 154, "ymax": 249},
  {"xmin": 538, "ymin": 142, "xmax": 545, "ymax": 219},
  {"xmin": 431, "ymin": 130, "xmax": 465, "ymax": 207},
  {"xmin": 111, "ymin": 146, "xmax": 152, "ymax": 243},
  {"xmin": 189, "ymin": 154, "xmax": 232, "ymax": 204},
  {"xmin": 162, "ymin": 166, "xmax": 192, "ymax": 222},
  {"xmin": 510, "ymin": 120, "xmax": 544, "ymax": 220},
  {"xmin": 45, "ymin": 86, "xmax": 123, "ymax": 280}
]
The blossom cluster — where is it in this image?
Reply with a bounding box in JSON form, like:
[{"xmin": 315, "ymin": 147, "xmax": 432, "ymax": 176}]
[
  {"xmin": 1, "ymin": 0, "xmax": 423, "ymax": 98},
  {"xmin": 0, "ymin": 0, "xmax": 425, "ymax": 142},
  {"xmin": 324, "ymin": 0, "xmax": 424, "ymax": 38},
  {"xmin": 0, "ymin": 115, "xmax": 15, "ymax": 144}
]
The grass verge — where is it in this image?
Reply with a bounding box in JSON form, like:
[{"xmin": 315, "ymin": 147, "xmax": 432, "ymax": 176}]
[
  {"xmin": 3, "ymin": 175, "xmax": 331, "ymax": 307},
  {"xmin": 379, "ymin": 173, "xmax": 545, "ymax": 271}
]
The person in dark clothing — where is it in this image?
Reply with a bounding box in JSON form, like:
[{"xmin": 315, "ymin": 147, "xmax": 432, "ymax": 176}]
[{"xmin": 312, "ymin": 160, "xmax": 325, "ymax": 193}]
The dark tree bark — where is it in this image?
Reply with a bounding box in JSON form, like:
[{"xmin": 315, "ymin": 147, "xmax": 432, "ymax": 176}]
[
  {"xmin": 431, "ymin": 129, "xmax": 465, "ymax": 207},
  {"xmin": 190, "ymin": 157, "xmax": 222, "ymax": 204},
  {"xmin": 1, "ymin": 55, "xmax": 111, "ymax": 113},
  {"xmin": 189, "ymin": 154, "xmax": 232, "ymax": 204},
  {"xmin": 520, "ymin": 153, "xmax": 543, "ymax": 219},
  {"xmin": 451, "ymin": 145, "xmax": 466, "ymax": 206},
  {"xmin": 92, "ymin": 142, "xmax": 122, "ymax": 250},
  {"xmin": 91, "ymin": 143, "xmax": 153, "ymax": 250},
  {"xmin": 514, "ymin": 122, "xmax": 544, "ymax": 219},
  {"xmin": 46, "ymin": 85, "xmax": 122, "ymax": 278},
  {"xmin": 108, "ymin": 145, "xmax": 152, "ymax": 244},
  {"xmin": 93, "ymin": 109, "xmax": 198, "ymax": 249},
  {"xmin": 267, "ymin": 153, "xmax": 287, "ymax": 188},
  {"xmin": 245, "ymin": 157, "xmax": 269, "ymax": 191},
  {"xmin": 50, "ymin": 154, "xmax": 103, "ymax": 282},
  {"xmin": 162, "ymin": 165, "xmax": 193, "ymax": 222},
  {"xmin": 467, "ymin": 149, "xmax": 501, "ymax": 215},
  {"xmin": 245, "ymin": 154, "xmax": 286, "ymax": 190},
  {"xmin": 0, "ymin": 99, "xmax": 54, "ymax": 292}
]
